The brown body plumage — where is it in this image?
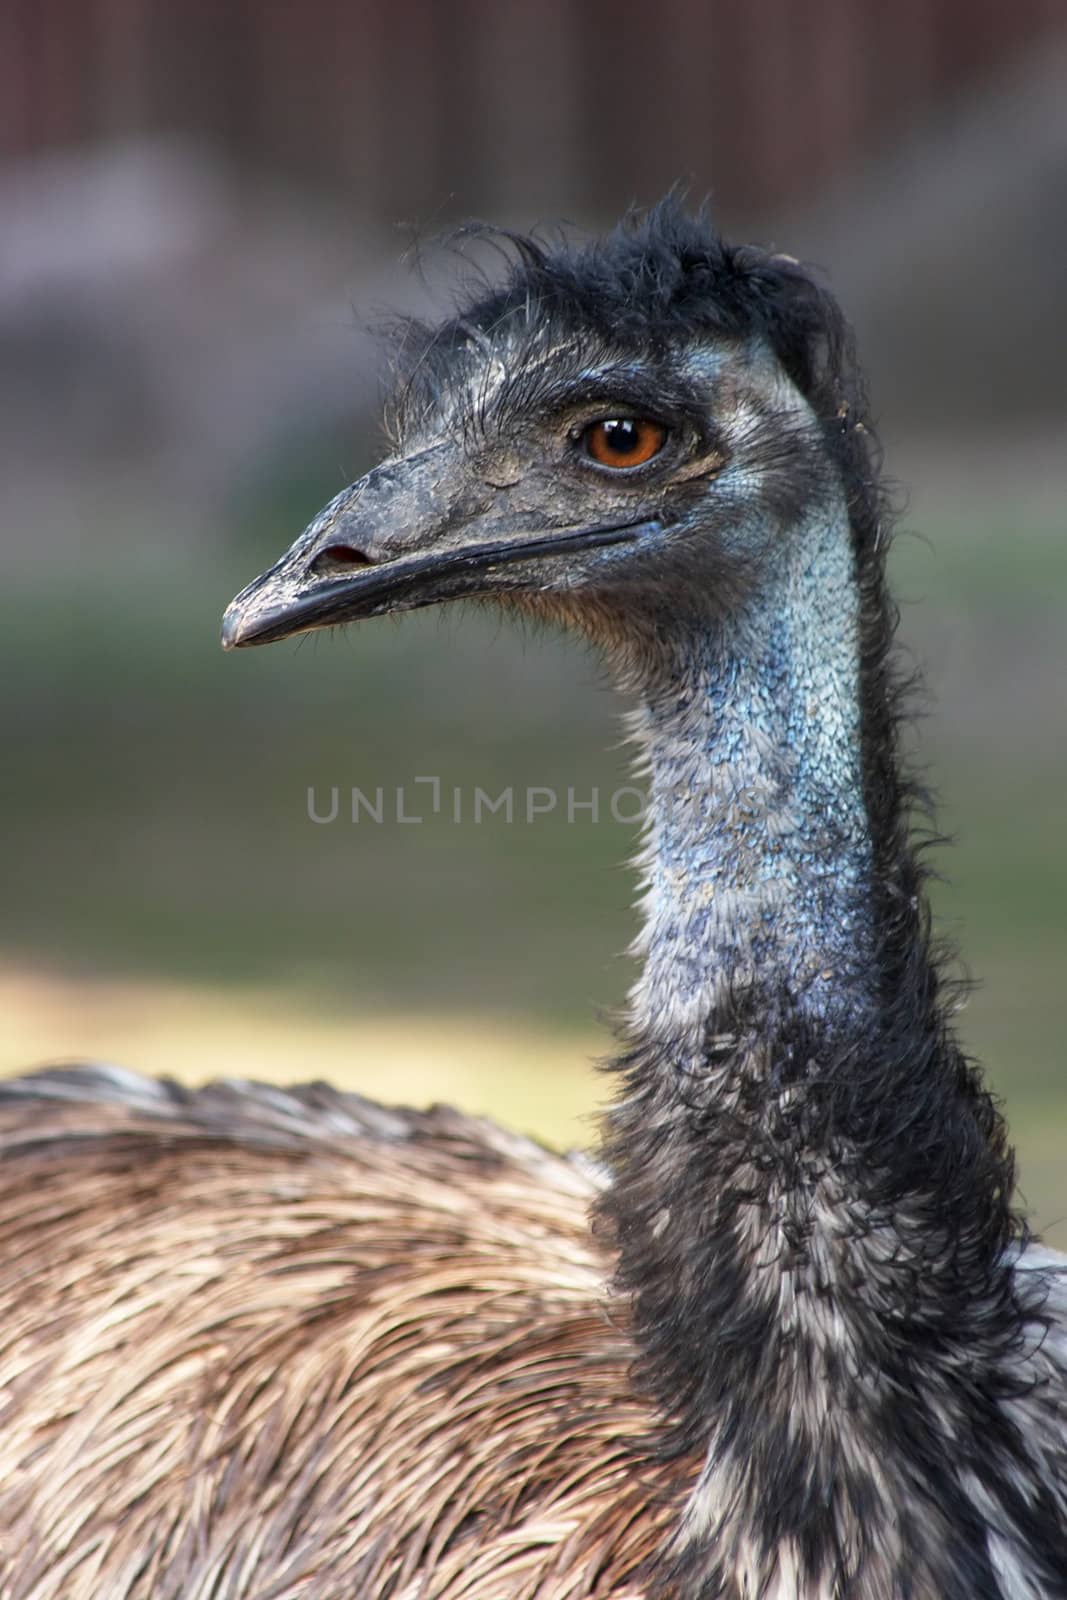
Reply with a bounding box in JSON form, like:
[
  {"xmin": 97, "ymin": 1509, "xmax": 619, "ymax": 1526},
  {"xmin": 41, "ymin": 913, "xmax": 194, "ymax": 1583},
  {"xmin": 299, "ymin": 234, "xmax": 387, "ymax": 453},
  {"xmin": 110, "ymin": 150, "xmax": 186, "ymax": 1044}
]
[{"xmin": 0, "ymin": 1070, "xmax": 687, "ymax": 1599}]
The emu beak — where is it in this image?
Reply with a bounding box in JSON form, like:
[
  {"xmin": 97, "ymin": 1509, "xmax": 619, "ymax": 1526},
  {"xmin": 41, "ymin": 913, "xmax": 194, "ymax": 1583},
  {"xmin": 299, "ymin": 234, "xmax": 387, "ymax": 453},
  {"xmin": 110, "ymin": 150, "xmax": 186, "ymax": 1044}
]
[{"xmin": 221, "ymin": 450, "xmax": 654, "ymax": 650}]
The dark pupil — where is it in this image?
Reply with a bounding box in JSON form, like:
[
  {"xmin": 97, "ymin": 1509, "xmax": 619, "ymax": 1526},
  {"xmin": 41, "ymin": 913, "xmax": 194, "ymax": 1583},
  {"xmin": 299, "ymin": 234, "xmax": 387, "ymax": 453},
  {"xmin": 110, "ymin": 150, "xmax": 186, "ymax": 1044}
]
[{"xmin": 602, "ymin": 419, "xmax": 639, "ymax": 454}]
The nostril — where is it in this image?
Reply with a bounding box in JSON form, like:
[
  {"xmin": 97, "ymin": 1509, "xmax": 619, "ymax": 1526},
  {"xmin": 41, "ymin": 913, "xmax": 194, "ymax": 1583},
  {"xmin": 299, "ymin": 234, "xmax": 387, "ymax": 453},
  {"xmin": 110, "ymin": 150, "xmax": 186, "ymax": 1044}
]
[{"xmin": 311, "ymin": 544, "xmax": 376, "ymax": 574}]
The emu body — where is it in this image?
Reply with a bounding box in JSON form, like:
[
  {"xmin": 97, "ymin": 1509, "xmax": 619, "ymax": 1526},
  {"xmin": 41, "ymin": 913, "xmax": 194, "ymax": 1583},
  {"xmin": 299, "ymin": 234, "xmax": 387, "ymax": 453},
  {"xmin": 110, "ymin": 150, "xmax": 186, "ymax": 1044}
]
[
  {"xmin": 0, "ymin": 1073, "xmax": 683, "ymax": 1598},
  {"xmin": 2, "ymin": 204, "xmax": 1066, "ymax": 1597}
]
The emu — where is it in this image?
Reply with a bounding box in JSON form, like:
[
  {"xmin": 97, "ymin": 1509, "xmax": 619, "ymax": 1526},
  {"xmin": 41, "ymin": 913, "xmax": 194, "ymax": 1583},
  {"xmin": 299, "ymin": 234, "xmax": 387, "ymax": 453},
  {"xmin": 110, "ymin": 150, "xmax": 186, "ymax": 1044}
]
[{"xmin": 1, "ymin": 203, "xmax": 1065, "ymax": 1600}]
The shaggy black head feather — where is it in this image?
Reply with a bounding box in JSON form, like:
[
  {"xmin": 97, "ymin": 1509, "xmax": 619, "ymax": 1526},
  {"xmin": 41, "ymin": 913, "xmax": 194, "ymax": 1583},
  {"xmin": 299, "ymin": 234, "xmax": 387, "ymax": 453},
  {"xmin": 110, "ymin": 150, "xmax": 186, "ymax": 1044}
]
[{"xmin": 388, "ymin": 198, "xmax": 865, "ymax": 464}]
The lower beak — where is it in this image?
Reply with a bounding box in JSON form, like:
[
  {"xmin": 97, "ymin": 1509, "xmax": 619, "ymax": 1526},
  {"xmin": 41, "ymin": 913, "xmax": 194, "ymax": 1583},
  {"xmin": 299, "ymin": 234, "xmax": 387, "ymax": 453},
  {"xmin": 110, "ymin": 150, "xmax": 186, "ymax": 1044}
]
[{"xmin": 221, "ymin": 518, "xmax": 655, "ymax": 650}]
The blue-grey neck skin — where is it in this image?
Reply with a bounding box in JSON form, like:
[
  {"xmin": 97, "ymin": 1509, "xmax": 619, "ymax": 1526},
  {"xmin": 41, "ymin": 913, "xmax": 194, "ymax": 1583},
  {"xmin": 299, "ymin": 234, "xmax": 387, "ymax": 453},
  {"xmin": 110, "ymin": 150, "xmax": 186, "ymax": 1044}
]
[{"xmin": 625, "ymin": 490, "xmax": 873, "ymax": 1052}]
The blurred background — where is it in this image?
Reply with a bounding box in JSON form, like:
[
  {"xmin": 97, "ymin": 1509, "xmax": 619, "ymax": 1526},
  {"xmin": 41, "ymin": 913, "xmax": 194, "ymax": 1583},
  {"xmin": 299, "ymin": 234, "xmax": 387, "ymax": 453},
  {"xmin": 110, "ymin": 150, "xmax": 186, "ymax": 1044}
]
[{"xmin": 2, "ymin": 1, "xmax": 1065, "ymax": 1238}]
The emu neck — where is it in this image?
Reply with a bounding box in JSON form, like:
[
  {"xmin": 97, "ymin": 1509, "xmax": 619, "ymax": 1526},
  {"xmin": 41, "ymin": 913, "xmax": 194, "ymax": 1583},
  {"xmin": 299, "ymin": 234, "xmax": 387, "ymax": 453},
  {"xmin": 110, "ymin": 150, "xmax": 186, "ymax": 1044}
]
[
  {"xmin": 628, "ymin": 509, "xmax": 872, "ymax": 1044},
  {"xmin": 600, "ymin": 503, "xmax": 1022, "ymax": 1597}
]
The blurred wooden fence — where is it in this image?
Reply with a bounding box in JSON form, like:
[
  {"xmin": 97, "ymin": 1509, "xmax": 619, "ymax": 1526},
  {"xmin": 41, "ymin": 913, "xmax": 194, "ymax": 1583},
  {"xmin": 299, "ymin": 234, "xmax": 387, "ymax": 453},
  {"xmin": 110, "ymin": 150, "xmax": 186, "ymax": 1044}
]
[{"xmin": 2, "ymin": 0, "xmax": 1064, "ymax": 219}]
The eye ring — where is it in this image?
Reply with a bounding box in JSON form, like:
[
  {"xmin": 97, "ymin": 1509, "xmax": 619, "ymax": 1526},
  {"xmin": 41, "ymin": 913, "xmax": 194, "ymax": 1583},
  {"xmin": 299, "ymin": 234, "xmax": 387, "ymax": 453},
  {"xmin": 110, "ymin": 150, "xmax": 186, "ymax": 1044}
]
[{"xmin": 581, "ymin": 417, "xmax": 667, "ymax": 470}]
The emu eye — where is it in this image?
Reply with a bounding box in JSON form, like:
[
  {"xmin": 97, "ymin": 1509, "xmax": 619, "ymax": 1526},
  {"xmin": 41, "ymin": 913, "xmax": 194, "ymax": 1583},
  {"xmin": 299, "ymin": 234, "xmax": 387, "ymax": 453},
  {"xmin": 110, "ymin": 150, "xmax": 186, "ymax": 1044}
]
[{"xmin": 582, "ymin": 417, "xmax": 667, "ymax": 470}]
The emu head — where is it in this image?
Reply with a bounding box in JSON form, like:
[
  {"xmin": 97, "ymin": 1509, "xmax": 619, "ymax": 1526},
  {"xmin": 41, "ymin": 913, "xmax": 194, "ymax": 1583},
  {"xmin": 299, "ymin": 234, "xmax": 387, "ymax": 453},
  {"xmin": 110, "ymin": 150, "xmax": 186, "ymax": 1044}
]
[{"xmin": 222, "ymin": 203, "xmax": 868, "ymax": 657}]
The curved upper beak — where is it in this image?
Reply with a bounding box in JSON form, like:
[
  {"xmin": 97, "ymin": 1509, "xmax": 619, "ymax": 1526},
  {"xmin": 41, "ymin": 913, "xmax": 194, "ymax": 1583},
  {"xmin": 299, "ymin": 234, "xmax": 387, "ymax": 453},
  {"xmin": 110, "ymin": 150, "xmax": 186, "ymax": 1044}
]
[{"xmin": 221, "ymin": 449, "xmax": 655, "ymax": 651}]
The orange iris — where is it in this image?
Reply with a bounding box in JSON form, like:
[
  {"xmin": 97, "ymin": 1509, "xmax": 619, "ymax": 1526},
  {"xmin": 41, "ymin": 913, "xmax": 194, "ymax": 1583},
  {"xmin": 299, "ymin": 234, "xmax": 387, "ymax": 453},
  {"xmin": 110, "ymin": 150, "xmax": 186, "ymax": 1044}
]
[{"xmin": 583, "ymin": 417, "xmax": 666, "ymax": 469}]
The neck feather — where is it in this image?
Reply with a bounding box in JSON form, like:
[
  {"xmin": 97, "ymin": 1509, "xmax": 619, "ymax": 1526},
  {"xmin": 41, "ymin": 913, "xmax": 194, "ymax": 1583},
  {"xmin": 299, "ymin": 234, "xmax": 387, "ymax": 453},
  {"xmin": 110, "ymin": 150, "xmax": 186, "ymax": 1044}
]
[
  {"xmin": 627, "ymin": 496, "xmax": 872, "ymax": 1043},
  {"xmin": 595, "ymin": 495, "xmax": 1028, "ymax": 1597}
]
